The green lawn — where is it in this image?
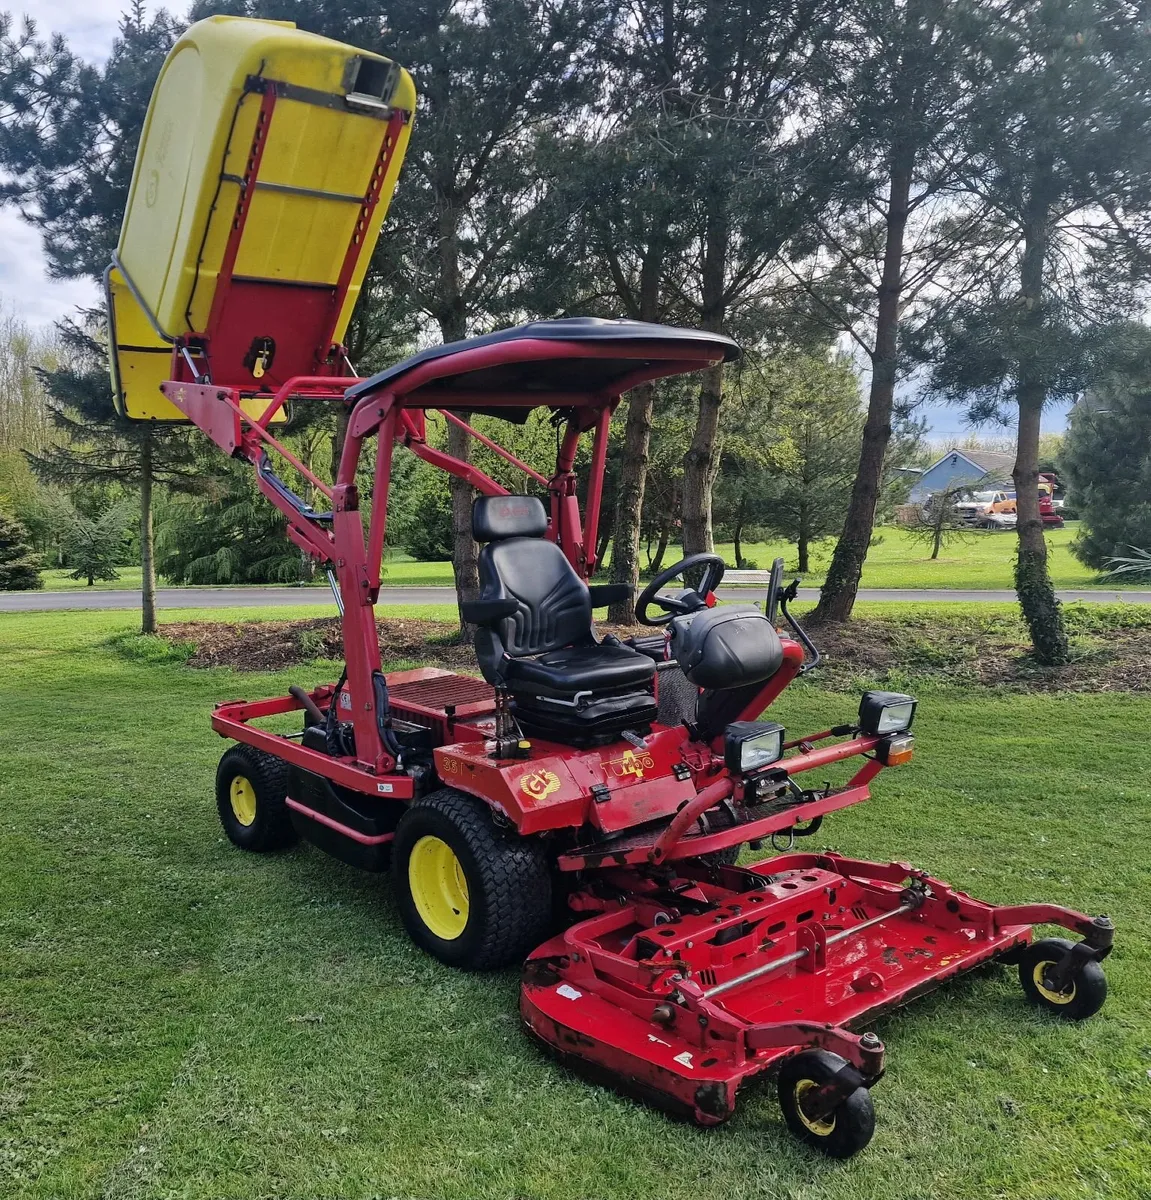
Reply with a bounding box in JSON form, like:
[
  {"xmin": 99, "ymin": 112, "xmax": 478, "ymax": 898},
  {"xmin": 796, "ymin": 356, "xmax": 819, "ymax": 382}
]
[
  {"xmin": 375, "ymin": 524, "xmax": 1143, "ymax": 591},
  {"xmin": 2, "ymin": 609, "xmax": 1148, "ymax": 1198},
  {"xmin": 28, "ymin": 523, "xmax": 1143, "ymax": 595}
]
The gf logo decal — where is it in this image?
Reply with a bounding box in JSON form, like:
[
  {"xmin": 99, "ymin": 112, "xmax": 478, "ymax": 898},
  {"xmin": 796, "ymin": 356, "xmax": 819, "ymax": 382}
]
[{"xmin": 520, "ymin": 768, "xmax": 561, "ymax": 800}]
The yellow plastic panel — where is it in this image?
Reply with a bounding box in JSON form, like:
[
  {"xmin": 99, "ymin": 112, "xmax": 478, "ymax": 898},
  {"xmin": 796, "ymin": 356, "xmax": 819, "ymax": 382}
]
[{"xmin": 111, "ymin": 15, "xmax": 415, "ymax": 420}]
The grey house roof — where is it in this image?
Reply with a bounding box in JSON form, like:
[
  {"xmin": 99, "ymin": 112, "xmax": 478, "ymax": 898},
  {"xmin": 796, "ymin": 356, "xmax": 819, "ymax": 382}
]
[{"xmin": 922, "ymin": 448, "xmax": 1015, "ymax": 483}]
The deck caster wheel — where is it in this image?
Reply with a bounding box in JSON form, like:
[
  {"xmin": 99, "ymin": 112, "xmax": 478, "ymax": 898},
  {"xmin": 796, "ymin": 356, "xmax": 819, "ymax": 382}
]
[
  {"xmin": 1019, "ymin": 938, "xmax": 1107, "ymax": 1020},
  {"xmin": 215, "ymin": 744, "xmax": 297, "ymax": 852},
  {"xmin": 777, "ymin": 1050, "xmax": 876, "ymax": 1158},
  {"xmin": 392, "ymin": 788, "xmax": 552, "ymax": 971}
]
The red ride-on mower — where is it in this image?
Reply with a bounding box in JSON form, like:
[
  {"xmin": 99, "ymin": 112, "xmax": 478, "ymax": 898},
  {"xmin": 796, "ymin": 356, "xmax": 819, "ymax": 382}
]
[{"xmin": 144, "ymin": 317, "xmax": 1113, "ymax": 1158}]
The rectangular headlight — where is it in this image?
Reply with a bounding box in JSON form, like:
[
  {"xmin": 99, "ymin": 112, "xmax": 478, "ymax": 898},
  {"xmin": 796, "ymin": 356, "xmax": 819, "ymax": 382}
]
[
  {"xmin": 724, "ymin": 721, "xmax": 785, "ymax": 774},
  {"xmin": 858, "ymin": 691, "xmax": 917, "ymax": 735}
]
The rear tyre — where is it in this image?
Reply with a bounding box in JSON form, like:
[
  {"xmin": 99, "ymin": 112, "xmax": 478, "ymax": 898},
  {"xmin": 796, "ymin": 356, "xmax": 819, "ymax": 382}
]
[
  {"xmin": 778, "ymin": 1050, "xmax": 875, "ymax": 1158},
  {"xmin": 1019, "ymin": 938, "xmax": 1107, "ymax": 1020},
  {"xmin": 216, "ymin": 744, "xmax": 297, "ymax": 852},
  {"xmin": 392, "ymin": 788, "xmax": 552, "ymax": 970}
]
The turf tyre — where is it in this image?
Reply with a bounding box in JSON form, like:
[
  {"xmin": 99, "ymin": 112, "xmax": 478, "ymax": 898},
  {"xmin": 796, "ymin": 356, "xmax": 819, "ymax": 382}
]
[
  {"xmin": 215, "ymin": 744, "xmax": 297, "ymax": 852},
  {"xmin": 392, "ymin": 788, "xmax": 552, "ymax": 971},
  {"xmin": 1018, "ymin": 937, "xmax": 1107, "ymax": 1020},
  {"xmin": 777, "ymin": 1049, "xmax": 875, "ymax": 1158}
]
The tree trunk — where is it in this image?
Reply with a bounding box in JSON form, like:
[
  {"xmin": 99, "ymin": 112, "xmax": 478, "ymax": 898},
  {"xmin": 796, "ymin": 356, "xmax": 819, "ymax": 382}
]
[
  {"xmin": 330, "ymin": 408, "xmax": 350, "ymax": 481},
  {"xmin": 608, "ymin": 246, "xmax": 665, "ymax": 622},
  {"xmin": 649, "ymin": 510, "xmax": 672, "ymax": 576},
  {"xmin": 608, "ymin": 382, "xmax": 656, "ymax": 621},
  {"xmin": 732, "ymin": 492, "xmax": 746, "ymax": 569},
  {"xmin": 682, "ymin": 207, "xmax": 728, "ymax": 556},
  {"xmin": 812, "ymin": 145, "xmax": 914, "ymax": 623},
  {"xmin": 140, "ymin": 428, "xmax": 156, "ymax": 634},
  {"xmin": 931, "ymin": 517, "xmax": 943, "ymax": 560},
  {"xmin": 87, "ymin": 572, "xmax": 94, "ymax": 586},
  {"xmin": 798, "ymin": 530, "xmax": 810, "ymax": 574},
  {"xmin": 436, "ymin": 201, "xmax": 478, "ymax": 637},
  {"xmin": 1013, "ymin": 186, "xmax": 1068, "ymax": 665}
]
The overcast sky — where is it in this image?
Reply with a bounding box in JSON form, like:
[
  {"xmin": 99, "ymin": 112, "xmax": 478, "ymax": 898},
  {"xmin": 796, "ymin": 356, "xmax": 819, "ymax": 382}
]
[
  {"xmin": 2, "ymin": 0, "xmax": 1066, "ymax": 438},
  {"xmin": 0, "ymin": 0, "xmax": 131, "ymax": 324}
]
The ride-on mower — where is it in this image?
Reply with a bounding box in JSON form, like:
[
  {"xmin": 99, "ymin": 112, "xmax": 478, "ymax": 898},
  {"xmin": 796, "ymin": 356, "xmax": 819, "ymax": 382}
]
[{"xmin": 107, "ymin": 16, "xmax": 1114, "ymax": 1158}]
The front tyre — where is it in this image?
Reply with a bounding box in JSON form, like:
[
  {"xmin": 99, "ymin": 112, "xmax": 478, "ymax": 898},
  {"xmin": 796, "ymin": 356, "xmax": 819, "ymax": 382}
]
[
  {"xmin": 392, "ymin": 788, "xmax": 552, "ymax": 970},
  {"xmin": 215, "ymin": 744, "xmax": 297, "ymax": 852},
  {"xmin": 777, "ymin": 1050, "xmax": 876, "ymax": 1158},
  {"xmin": 1019, "ymin": 938, "xmax": 1107, "ymax": 1020}
]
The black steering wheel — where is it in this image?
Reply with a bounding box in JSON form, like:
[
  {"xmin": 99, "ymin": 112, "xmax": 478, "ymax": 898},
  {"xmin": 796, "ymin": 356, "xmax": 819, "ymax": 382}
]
[{"xmin": 635, "ymin": 553, "xmax": 726, "ymax": 626}]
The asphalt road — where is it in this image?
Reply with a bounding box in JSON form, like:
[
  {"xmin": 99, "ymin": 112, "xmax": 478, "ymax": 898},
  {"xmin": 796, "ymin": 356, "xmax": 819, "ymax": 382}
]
[{"xmin": 3, "ymin": 585, "xmax": 1150, "ymax": 612}]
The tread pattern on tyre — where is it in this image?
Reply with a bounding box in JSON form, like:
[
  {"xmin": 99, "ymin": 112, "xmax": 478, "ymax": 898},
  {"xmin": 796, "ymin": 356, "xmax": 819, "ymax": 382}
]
[
  {"xmin": 216, "ymin": 743, "xmax": 296, "ymax": 852},
  {"xmin": 396, "ymin": 787, "xmax": 552, "ymax": 971}
]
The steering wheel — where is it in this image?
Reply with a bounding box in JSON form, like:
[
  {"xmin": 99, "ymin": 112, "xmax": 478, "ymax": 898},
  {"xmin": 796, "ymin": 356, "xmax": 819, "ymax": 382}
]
[{"xmin": 635, "ymin": 553, "xmax": 726, "ymax": 626}]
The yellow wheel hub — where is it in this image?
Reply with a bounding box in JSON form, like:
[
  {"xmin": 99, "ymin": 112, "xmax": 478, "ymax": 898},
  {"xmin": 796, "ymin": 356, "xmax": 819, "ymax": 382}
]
[
  {"xmin": 408, "ymin": 835, "xmax": 470, "ymax": 941},
  {"xmin": 794, "ymin": 1078, "xmax": 837, "ymax": 1136},
  {"xmin": 1033, "ymin": 960, "xmax": 1076, "ymax": 1005},
  {"xmin": 229, "ymin": 775, "xmax": 258, "ymax": 827}
]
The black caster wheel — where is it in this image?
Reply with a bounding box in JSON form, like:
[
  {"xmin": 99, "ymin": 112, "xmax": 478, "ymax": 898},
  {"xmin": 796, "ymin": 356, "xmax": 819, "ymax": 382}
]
[
  {"xmin": 777, "ymin": 1050, "xmax": 876, "ymax": 1158},
  {"xmin": 1019, "ymin": 938, "xmax": 1107, "ymax": 1020}
]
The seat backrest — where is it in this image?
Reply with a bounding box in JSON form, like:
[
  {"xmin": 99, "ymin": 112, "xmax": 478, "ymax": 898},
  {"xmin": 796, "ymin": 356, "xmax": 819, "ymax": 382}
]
[{"xmin": 472, "ymin": 496, "xmax": 593, "ymax": 657}]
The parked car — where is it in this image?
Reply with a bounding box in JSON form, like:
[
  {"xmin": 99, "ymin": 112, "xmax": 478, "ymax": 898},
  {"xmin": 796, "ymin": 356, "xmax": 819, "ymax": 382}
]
[{"xmin": 954, "ymin": 489, "xmax": 1018, "ymax": 529}]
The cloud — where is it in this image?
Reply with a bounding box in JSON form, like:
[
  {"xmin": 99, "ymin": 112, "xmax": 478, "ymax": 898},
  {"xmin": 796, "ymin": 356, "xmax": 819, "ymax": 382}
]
[{"xmin": 0, "ymin": 209, "xmax": 99, "ymax": 328}]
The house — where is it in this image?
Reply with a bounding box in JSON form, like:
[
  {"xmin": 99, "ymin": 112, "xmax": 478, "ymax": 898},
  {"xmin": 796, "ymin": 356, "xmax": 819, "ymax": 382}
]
[{"xmin": 907, "ymin": 448, "xmax": 1015, "ymax": 505}]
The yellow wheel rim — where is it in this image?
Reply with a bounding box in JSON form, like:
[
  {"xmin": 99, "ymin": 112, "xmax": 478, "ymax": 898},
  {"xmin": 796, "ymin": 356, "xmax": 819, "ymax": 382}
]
[
  {"xmin": 794, "ymin": 1078, "xmax": 837, "ymax": 1136},
  {"xmin": 408, "ymin": 835, "xmax": 470, "ymax": 941},
  {"xmin": 1033, "ymin": 960, "xmax": 1076, "ymax": 1005},
  {"xmin": 229, "ymin": 775, "xmax": 258, "ymax": 827}
]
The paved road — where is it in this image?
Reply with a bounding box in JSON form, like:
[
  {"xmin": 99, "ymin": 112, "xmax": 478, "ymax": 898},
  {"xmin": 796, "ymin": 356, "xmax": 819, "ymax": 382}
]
[{"xmin": 3, "ymin": 585, "xmax": 1149, "ymax": 612}]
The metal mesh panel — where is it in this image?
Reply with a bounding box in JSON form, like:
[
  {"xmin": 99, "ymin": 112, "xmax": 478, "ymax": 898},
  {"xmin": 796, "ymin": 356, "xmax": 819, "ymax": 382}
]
[{"xmin": 655, "ymin": 661, "xmax": 698, "ymax": 727}]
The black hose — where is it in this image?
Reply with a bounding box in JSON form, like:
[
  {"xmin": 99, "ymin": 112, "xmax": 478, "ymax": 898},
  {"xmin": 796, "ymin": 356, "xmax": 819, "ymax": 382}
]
[{"xmin": 289, "ymin": 684, "xmax": 326, "ymax": 727}]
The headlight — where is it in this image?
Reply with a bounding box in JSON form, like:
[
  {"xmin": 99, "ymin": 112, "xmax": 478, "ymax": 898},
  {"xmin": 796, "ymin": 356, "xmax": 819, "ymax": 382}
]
[
  {"xmin": 724, "ymin": 721, "xmax": 785, "ymax": 774},
  {"xmin": 858, "ymin": 691, "xmax": 917, "ymax": 735}
]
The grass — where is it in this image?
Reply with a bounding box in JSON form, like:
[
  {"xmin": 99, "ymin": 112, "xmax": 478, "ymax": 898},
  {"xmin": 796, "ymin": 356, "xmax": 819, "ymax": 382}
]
[
  {"xmin": 1, "ymin": 609, "xmax": 1149, "ymax": 1199},
  {"xmin": 28, "ymin": 524, "xmax": 1144, "ymax": 596}
]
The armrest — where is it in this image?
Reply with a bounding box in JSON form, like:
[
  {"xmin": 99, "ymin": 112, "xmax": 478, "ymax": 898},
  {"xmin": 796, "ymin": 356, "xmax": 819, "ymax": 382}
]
[
  {"xmin": 460, "ymin": 597, "xmax": 518, "ymax": 625},
  {"xmin": 588, "ymin": 582, "xmax": 632, "ymax": 608}
]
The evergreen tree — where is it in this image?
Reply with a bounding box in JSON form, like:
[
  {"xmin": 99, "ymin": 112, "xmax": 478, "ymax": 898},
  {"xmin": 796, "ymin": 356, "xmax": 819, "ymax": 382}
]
[
  {"xmin": 1061, "ymin": 324, "xmax": 1151, "ymax": 573},
  {"xmin": 52, "ymin": 496, "xmax": 132, "ymax": 586},
  {"xmin": 923, "ymin": 0, "xmax": 1151, "ymax": 663},
  {"xmin": 0, "ymin": 6, "xmax": 188, "ymax": 631},
  {"xmin": 0, "ymin": 509, "xmax": 41, "ymax": 590},
  {"xmin": 28, "ymin": 322, "xmax": 203, "ymax": 629},
  {"xmin": 796, "ymin": 0, "xmax": 992, "ymax": 623}
]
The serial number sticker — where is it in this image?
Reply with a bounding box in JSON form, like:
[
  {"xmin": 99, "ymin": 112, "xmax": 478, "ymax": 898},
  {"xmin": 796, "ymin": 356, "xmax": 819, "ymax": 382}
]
[
  {"xmin": 556, "ymin": 984, "xmax": 582, "ymax": 1000},
  {"xmin": 376, "ymin": 783, "xmax": 394, "ymax": 794}
]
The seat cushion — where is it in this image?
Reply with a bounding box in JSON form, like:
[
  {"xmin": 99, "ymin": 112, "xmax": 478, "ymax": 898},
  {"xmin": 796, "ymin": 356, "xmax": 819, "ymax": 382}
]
[{"xmin": 503, "ymin": 642, "xmax": 655, "ymax": 699}]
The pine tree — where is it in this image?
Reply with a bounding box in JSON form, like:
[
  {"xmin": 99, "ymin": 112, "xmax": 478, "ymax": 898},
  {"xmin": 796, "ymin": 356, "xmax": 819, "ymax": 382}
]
[
  {"xmin": 0, "ymin": 509, "xmax": 42, "ymax": 590},
  {"xmin": 923, "ymin": 0, "xmax": 1151, "ymax": 664},
  {"xmin": 52, "ymin": 496, "xmax": 131, "ymax": 586},
  {"xmin": 0, "ymin": 6, "xmax": 186, "ymax": 630}
]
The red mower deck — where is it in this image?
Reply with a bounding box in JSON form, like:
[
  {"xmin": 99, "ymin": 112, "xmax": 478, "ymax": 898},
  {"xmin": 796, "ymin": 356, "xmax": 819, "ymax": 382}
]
[{"xmin": 523, "ymin": 854, "xmax": 1113, "ymax": 1130}]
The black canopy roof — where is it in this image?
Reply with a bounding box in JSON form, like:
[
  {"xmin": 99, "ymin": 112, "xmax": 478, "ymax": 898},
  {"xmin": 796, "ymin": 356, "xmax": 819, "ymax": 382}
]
[{"xmin": 345, "ymin": 318, "xmax": 741, "ymax": 409}]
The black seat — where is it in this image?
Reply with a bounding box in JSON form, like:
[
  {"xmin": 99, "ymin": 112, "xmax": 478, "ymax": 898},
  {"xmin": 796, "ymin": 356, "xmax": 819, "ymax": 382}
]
[{"xmin": 464, "ymin": 496, "xmax": 657, "ymax": 744}]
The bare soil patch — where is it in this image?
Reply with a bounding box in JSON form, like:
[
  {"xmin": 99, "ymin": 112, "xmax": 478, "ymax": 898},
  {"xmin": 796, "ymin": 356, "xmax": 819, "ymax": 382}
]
[{"xmin": 154, "ymin": 604, "xmax": 1151, "ymax": 692}]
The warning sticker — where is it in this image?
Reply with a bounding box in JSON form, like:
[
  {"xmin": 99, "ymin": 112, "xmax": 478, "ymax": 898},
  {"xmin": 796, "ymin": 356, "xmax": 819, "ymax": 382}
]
[{"xmin": 556, "ymin": 984, "xmax": 582, "ymax": 1000}]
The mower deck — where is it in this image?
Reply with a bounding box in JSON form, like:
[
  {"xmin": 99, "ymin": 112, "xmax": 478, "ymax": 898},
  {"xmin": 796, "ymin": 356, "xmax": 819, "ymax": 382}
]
[{"xmin": 522, "ymin": 852, "xmax": 1110, "ymax": 1127}]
